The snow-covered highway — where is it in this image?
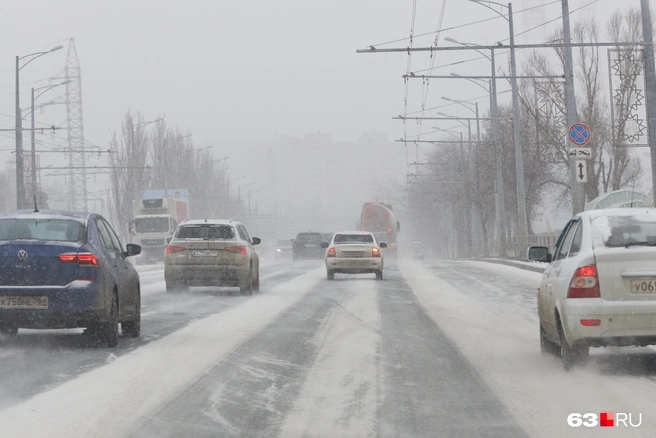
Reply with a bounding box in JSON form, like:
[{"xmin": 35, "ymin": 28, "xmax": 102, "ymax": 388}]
[{"xmin": 1, "ymin": 259, "xmax": 655, "ymax": 437}]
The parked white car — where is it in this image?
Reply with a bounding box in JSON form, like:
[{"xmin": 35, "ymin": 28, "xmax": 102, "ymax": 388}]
[
  {"xmin": 322, "ymin": 231, "xmax": 387, "ymax": 280},
  {"xmin": 529, "ymin": 208, "xmax": 656, "ymax": 370}
]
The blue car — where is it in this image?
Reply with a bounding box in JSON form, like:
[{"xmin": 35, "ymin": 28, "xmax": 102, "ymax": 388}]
[{"xmin": 0, "ymin": 211, "xmax": 142, "ymax": 347}]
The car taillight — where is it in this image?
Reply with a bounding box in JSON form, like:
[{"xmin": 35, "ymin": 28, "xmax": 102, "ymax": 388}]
[
  {"xmin": 225, "ymin": 246, "xmax": 246, "ymax": 254},
  {"xmin": 372, "ymin": 247, "xmax": 381, "ymax": 258},
  {"xmin": 166, "ymin": 246, "xmax": 185, "ymax": 255},
  {"xmin": 567, "ymin": 265, "xmax": 600, "ymax": 298},
  {"xmin": 327, "ymin": 247, "xmax": 336, "ymax": 257},
  {"xmin": 58, "ymin": 253, "xmax": 98, "ymax": 266}
]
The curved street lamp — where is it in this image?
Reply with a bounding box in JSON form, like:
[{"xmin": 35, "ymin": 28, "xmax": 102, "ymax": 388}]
[{"xmin": 15, "ymin": 45, "xmax": 64, "ymax": 208}]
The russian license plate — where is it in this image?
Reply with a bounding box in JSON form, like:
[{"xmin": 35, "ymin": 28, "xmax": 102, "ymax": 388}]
[
  {"xmin": 631, "ymin": 280, "xmax": 656, "ymax": 294},
  {"xmin": 0, "ymin": 296, "xmax": 48, "ymax": 309},
  {"xmin": 343, "ymin": 251, "xmax": 366, "ymax": 258},
  {"xmin": 192, "ymin": 250, "xmax": 218, "ymax": 257}
]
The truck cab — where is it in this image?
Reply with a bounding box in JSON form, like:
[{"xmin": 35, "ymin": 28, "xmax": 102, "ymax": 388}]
[{"xmin": 131, "ymin": 198, "xmax": 188, "ymax": 264}]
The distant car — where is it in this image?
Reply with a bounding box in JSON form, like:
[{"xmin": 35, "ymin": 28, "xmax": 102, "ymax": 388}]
[
  {"xmin": 529, "ymin": 208, "xmax": 656, "ymax": 370},
  {"xmin": 0, "ymin": 210, "xmax": 142, "ymax": 347},
  {"xmin": 409, "ymin": 241, "xmax": 425, "ymax": 260},
  {"xmin": 164, "ymin": 219, "xmax": 260, "ymax": 295},
  {"xmin": 274, "ymin": 239, "xmax": 293, "ymax": 260},
  {"xmin": 292, "ymin": 232, "xmax": 327, "ymax": 261},
  {"xmin": 322, "ymin": 231, "xmax": 387, "ymax": 280}
]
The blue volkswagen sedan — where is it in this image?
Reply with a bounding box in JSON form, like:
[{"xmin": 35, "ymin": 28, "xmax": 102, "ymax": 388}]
[{"xmin": 0, "ymin": 211, "xmax": 141, "ymax": 347}]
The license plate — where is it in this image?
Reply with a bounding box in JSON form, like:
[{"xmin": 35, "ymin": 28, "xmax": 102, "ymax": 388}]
[
  {"xmin": 192, "ymin": 250, "xmax": 218, "ymax": 257},
  {"xmin": 631, "ymin": 280, "xmax": 656, "ymax": 294},
  {"xmin": 343, "ymin": 251, "xmax": 366, "ymax": 258},
  {"xmin": 0, "ymin": 296, "xmax": 48, "ymax": 309}
]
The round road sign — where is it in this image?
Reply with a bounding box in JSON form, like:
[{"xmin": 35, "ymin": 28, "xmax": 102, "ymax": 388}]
[{"xmin": 568, "ymin": 123, "xmax": 590, "ymax": 146}]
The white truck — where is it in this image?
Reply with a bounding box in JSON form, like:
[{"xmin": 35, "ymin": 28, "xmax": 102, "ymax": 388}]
[{"xmin": 130, "ymin": 197, "xmax": 188, "ymax": 264}]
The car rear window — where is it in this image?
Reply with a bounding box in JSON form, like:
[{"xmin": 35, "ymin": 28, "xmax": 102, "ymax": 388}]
[
  {"xmin": 334, "ymin": 234, "xmax": 374, "ymax": 244},
  {"xmin": 296, "ymin": 233, "xmax": 324, "ymax": 242},
  {"xmin": 0, "ymin": 219, "xmax": 86, "ymax": 242},
  {"xmin": 176, "ymin": 225, "xmax": 235, "ymax": 240},
  {"xmin": 591, "ymin": 214, "xmax": 656, "ymax": 248}
]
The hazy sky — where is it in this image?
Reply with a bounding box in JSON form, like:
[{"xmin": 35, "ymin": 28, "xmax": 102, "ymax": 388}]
[{"xmin": 0, "ymin": 0, "xmax": 652, "ymax": 212}]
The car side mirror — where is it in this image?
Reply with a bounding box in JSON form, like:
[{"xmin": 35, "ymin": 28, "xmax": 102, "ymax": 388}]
[
  {"xmin": 379, "ymin": 242, "xmax": 388, "ymax": 248},
  {"xmin": 125, "ymin": 243, "xmax": 142, "ymax": 257},
  {"xmin": 528, "ymin": 246, "xmax": 551, "ymax": 263},
  {"xmin": 166, "ymin": 237, "xmax": 172, "ymax": 244},
  {"xmin": 397, "ymin": 221, "xmax": 401, "ymax": 232},
  {"xmin": 252, "ymin": 237, "xmax": 261, "ymax": 245},
  {"xmin": 320, "ymin": 242, "xmax": 329, "ymax": 248}
]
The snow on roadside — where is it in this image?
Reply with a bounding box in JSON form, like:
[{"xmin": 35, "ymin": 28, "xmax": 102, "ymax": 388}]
[
  {"xmin": 401, "ymin": 261, "xmax": 656, "ymax": 437},
  {"xmin": 464, "ymin": 260, "xmax": 544, "ymax": 285},
  {"xmin": 0, "ymin": 268, "xmax": 324, "ymax": 438},
  {"xmin": 278, "ymin": 279, "xmax": 381, "ymax": 437}
]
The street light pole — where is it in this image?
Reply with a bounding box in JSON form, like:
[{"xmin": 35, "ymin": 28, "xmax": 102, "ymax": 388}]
[
  {"xmin": 640, "ymin": 0, "xmax": 656, "ymax": 202},
  {"xmin": 30, "ymin": 80, "xmax": 70, "ymax": 203},
  {"xmin": 14, "ymin": 45, "xmax": 63, "ymax": 209}
]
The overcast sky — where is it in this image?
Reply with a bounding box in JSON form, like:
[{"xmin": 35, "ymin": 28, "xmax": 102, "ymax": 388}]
[{"xmin": 0, "ymin": 0, "xmax": 650, "ymax": 213}]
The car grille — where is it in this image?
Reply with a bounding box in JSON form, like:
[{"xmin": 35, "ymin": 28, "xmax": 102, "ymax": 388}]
[
  {"xmin": 342, "ymin": 251, "xmax": 367, "ymax": 258},
  {"xmin": 141, "ymin": 239, "xmax": 165, "ymax": 246}
]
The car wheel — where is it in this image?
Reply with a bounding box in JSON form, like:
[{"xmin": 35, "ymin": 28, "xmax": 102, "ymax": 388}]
[
  {"xmin": 327, "ymin": 270, "xmax": 335, "ymax": 280},
  {"xmin": 253, "ymin": 267, "xmax": 260, "ymax": 293},
  {"xmin": 375, "ymin": 270, "xmax": 383, "ymax": 280},
  {"xmin": 98, "ymin": 293, "xmax": 119, "ymax": 348},
  {"xmin": 122, "ymin": 287, "xmax": 141, "ymax": 338},
  {"xmin": 558, "ymin": 321, "xmax": 587, "ymax": 371},
  {"xmin": 0, "ymin": 326, "xmax": 18, "ymax": 337},
  {"xmin": 240, "ymin": 271, "xmax": 254, "ymax": 296},
  {"xmin": 540, "ymin": 323, "xmax": 559, "ymax": 356}
]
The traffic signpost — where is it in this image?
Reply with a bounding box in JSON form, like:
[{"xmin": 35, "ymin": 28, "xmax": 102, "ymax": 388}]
[
  {"xmin": 568, "ymin": 123, "xmax": 591, "ymax": 146},
  {"xmin": 575, "ymin": 160, "xmax": 588, "ymax": 183},
  {"xmin": 569, "ymin": 123, "xmax": 591, "ymax": 184}
]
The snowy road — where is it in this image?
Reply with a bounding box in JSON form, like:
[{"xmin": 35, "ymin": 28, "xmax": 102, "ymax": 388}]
[{"xmin": 1, "ymin": 259, "xmax": 656, "ymax": 437}]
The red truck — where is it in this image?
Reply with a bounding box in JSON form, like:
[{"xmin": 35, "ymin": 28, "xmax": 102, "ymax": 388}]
[{"xmin": 359, "ymin": 202, "xmax": 400, "ymax": 254}]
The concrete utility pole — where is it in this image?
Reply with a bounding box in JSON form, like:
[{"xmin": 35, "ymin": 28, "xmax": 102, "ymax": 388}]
[
  {"xmin": 562, "ymin": 0, "xmax": 583, "ymax": 214},
  {"xmin": 641, "ymin": 0, "xmax": 656, "ymax": 199}
]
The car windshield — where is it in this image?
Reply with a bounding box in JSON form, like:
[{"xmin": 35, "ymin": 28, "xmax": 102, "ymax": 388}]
[
  {"xmin": 0, "ymin": 218, "xmax": 86, "ymax": 242},
  {"xmin": 176, "ymin": 225, "xmax": 235, "ymax": 240},
  {"xmin": 135, "ymin": 217, "xmax": 169, "ymax": 233},
  {"xmin": 591, "ymin": 214, "xmax": 656, "ymax": 248},
  {"xmin": 334, "ymin": 234, "xmax": 374, "ymax": 244}
]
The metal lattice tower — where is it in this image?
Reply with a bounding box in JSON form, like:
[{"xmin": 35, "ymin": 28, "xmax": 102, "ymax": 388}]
[{"xmin": 62, "ymin": 39, "xmax": 87, "ymax": 211}]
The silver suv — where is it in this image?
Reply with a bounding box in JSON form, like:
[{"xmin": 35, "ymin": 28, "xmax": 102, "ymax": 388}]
[{"xmin": 164, "ymin": 219, "xmax": 261, "ymax": 295}]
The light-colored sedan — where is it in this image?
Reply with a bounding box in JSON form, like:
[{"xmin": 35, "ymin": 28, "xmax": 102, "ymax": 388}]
[
  {"xmin": 164, "ymin": 219, "xmax": 260, "ymax": 295},
  {"xmin": 322, "ymin": 231, "xmax": 387, "ymax": 280},
  {"xmin": 529, "ymin": 208, "xmax": 656, "ymax": 370}
]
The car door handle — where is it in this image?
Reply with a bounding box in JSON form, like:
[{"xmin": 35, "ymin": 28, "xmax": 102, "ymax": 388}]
[{"xmin": 554, "ymin": 267, "xmax": 561, "ymax": 275}]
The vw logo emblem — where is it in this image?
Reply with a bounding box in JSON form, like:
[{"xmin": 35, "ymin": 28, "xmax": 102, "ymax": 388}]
[{"xmin": 17, "ymin": 250, "xmax": 28, "ymax": 262}]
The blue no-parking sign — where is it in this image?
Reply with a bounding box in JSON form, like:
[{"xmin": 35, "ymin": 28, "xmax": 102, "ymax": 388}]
[{"xmin": 568, "ymin": 123, "xmax": 591, "ymax": 146}]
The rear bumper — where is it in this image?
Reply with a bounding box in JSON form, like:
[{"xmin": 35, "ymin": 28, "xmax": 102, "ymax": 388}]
[
  {"xmin": 562, "ymin": 299, "xmax": 656, "ymax": 346},
  {"xmin": 326, "ymin": 257, "xmax": 383, "ymax": 273},
  {"xmin": 165, "ymin": 264, "xmax": 249, "ymax": 287},
  {"xmin": 0, "ymin": 281, "xmax": 110, "ymax": 329}
]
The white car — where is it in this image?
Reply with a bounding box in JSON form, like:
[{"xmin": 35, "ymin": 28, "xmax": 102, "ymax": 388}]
[
  {"xmin": 322, "ymin": 231, "xmax": 387, "ymax": 280},
  {"xmin": 164, "ymin": 219, "xmax": 260, "ymax": 295},
  {"xmin": 529, "ymin": 208, "xmax": 656, "ymax": 370},
  {"xmin": 409, "ymin": 241, "xmax": 425, "ymax": 260}
]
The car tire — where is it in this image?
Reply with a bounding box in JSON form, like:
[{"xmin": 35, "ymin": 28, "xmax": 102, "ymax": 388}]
[
  {"xmin": 327, "ymin": 270, "xmax": 335, "ymax": 280},
  {"xmin": 0, "ymin": 326, "xmax": 18, "ymax": 337},
  {"xmin": 122, "ymin": 287, "xmax": 141, "ymax": 338},
  {"xmin": 375, "ymin": 270, "xmax": 383, "ymax": 280},
  {"xmin": 558, "ymin": 321, "xmax": 587, "ymax": 371},
  {"xmin": 540, "ymin": 323, "xmax": 559, "ymax": 356},
  {"xmin": 98, "ymin": 293, "xmax": 119, "ymax": 348},
  {"xmin": 240, "ymin": 271, "xmax": 254, "ymax": 296},
  {"xmin": 253, "ymin": 268, "xmax": 260, "ymax": 293}
]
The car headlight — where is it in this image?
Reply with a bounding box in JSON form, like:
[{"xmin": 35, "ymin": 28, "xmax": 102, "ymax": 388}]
[{"xmin": 277, "ymin": 248, "xmax": 281, "ymax": 252}]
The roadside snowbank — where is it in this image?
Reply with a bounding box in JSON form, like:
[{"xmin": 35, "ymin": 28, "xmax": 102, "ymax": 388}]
[{"xmin": 0, "ymin": 268, "xmax": 324, "ymax": 438}]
